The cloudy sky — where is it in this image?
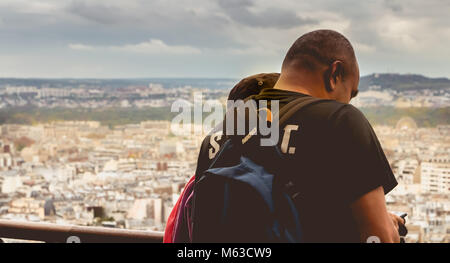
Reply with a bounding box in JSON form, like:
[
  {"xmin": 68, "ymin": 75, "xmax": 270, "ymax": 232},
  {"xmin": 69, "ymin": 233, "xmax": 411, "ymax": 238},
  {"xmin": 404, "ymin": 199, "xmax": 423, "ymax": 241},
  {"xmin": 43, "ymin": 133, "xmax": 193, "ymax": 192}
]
[{"xmin": 0, "ymin": 0, "xmax": 449, "ymax": 78}]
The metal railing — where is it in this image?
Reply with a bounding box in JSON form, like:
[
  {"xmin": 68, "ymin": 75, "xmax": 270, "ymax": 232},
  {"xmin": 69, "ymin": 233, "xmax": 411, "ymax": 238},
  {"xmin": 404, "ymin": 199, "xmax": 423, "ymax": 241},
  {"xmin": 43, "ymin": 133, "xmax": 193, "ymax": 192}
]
[{"xmin": 0, "ymin": 219, "xmax": 164, "ymax": 243}]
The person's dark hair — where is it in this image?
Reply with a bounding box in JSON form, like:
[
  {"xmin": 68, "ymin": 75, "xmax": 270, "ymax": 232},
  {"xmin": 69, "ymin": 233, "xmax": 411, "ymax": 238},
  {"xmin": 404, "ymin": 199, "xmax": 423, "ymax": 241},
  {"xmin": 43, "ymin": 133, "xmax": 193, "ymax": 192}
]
[
  {"xmin": 282, "ymin": 30, "xmax": 357, "ymax": 91},
  {"xmin": 228, "ymin": 73, "xmax": 280, "ymax": 101}
]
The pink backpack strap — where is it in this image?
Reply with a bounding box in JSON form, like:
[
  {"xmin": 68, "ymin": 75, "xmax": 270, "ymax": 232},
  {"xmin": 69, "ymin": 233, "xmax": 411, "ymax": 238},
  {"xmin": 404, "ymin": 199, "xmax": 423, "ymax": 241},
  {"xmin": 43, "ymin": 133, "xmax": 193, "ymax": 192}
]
[{"xmin": 163, "ymin": 175, "xmax": 195, "ymax": 243}]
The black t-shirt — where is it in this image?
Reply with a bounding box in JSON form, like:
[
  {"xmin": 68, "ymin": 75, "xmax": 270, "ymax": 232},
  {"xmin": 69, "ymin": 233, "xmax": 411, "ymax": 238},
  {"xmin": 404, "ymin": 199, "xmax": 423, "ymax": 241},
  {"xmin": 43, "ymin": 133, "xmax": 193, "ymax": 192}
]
[{"xmin": 194, "ymin": 88, "xmax": 398, "ymax": 242}]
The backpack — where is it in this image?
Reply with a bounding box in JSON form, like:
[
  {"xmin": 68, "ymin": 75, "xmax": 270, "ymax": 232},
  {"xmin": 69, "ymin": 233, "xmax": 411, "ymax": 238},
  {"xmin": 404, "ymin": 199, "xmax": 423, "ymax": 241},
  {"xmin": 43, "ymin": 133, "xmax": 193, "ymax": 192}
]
[{"xmin": 191, "ymin": 96, "xmax": 322, "ymax": 242}]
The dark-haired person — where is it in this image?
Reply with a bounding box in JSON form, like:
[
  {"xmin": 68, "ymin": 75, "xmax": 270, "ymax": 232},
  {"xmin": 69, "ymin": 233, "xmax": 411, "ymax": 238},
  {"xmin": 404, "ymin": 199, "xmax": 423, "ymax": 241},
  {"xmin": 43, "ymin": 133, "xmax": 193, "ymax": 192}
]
[{"xmin": 164, "ymin": 73, "xmax": 279, "ymax": 243}]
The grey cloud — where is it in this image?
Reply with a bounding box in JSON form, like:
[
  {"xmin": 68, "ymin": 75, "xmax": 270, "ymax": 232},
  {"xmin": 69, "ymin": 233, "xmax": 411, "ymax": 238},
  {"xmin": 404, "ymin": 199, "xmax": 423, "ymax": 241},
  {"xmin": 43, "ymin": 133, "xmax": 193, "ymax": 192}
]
[
  {"xmin": 0, "ymin": 0, "xmax": 449, "ymax": 78},
  {"xmin": 217, "ymin": 0, "xmax": 316, "ymax": 29},
  {"xmin": 383, "ymin": 0, "xmax": 403, "ymax": 13},
  {"xmin": 61, "ymin": 0, "xmax": 234, "ymax": 49},
  {"xmin": 66, "ymin": 0, "xmax": 140, "ymax": 25}
]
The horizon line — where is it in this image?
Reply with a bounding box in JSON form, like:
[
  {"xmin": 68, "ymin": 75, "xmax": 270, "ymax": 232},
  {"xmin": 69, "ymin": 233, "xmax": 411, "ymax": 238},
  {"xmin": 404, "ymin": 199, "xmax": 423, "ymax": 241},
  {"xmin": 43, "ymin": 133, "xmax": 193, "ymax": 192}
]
[{"xmin": 0, "ymin": 72, "xmax": 449, "ymax": 80}]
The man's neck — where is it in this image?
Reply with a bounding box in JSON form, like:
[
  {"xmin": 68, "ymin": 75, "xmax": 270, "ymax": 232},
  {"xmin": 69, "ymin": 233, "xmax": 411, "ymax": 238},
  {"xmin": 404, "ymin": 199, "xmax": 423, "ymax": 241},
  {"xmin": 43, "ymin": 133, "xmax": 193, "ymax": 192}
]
[{"xmin": 273, "ymin": 73, "xmax": 331, "ymax": 100}]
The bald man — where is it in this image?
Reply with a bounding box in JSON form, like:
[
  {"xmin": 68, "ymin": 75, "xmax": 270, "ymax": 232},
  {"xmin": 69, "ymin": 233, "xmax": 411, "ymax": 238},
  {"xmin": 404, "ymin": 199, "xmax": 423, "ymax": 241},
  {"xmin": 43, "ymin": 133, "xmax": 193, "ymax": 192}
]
[{"xmin": 250, "ymin": 29, "xmax": 404, "ymax": 242}]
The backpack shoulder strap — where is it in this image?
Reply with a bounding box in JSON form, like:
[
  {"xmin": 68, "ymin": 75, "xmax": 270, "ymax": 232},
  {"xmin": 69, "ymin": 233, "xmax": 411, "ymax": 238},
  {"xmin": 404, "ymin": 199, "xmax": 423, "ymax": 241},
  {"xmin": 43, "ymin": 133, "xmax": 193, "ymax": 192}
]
[{"xmin": 278, "ymin": 96, "xmax": 324, "ymax": 126}]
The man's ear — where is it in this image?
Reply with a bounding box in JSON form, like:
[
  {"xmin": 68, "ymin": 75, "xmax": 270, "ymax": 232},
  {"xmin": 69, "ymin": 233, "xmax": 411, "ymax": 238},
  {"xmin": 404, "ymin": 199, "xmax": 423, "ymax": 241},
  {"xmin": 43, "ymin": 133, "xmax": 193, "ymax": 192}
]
[
  {"xmin": 323, "ymin": 60, "xmax": 344, "ymax": 93},
  {"xmin": 329, "ymin": 60, "xmax": 344, "ymax": 91}
]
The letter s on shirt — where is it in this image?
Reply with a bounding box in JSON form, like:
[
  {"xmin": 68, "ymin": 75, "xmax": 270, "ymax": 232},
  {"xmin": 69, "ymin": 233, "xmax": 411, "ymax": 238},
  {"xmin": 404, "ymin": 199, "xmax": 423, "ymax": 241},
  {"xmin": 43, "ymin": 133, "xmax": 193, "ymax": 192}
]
[{"xmin": 209, "ymin": 131, "xmax": 223, "ymax": 159}]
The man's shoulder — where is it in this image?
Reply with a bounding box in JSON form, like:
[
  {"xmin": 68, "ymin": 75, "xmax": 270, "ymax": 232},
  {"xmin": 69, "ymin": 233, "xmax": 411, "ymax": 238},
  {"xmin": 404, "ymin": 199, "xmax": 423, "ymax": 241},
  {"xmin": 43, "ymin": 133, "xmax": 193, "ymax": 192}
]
[
  {"xmin": 283, "ymin": 100, "xmax": 372, "ymax": 141},
  {"xmin": 329, "ymin": 103, "xmax": 371, "ymax": 130},
  {"xmin": 287, "ymin": 98, "xmax": 353, "ymax": 124}
]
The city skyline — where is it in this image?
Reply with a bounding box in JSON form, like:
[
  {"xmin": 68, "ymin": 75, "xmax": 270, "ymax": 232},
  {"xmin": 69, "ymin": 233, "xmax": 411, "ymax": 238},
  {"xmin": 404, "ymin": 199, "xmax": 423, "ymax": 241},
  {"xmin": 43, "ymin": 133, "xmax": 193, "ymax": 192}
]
[{"xmin": 0, "ymin": 79, "xmax": 448, "ymax": 242}]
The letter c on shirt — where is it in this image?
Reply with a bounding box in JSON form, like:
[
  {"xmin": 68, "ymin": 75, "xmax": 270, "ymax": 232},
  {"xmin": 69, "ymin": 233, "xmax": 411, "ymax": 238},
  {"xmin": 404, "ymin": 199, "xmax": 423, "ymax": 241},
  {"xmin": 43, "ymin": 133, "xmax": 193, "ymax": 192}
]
[{"xmin": 281, "ymin": 124, "xmax": 299, "ymax": 154}]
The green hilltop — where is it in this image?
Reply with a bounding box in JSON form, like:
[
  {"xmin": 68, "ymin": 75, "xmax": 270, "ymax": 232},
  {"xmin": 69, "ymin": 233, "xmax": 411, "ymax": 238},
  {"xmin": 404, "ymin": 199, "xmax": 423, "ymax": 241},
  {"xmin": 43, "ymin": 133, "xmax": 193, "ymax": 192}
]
[{"xmin": 359, "ymin": 73, "xmax": 450, "ymax": 91}]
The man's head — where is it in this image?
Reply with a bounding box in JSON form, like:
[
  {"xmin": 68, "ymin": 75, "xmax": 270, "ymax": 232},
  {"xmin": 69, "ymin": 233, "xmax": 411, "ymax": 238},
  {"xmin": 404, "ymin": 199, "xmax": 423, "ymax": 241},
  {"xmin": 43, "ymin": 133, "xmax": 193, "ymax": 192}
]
[{"xmin": 278, "ymin": 29, "xmax": 359, "ymax": 103}]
